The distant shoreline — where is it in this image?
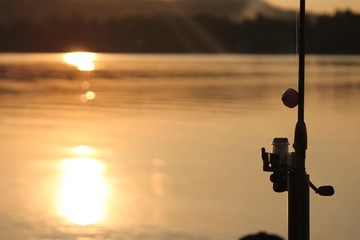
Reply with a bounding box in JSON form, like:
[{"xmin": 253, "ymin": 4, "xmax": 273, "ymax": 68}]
[{"xmin": 0, "ymin": 11, "xmax": 359, "ymax": 54}]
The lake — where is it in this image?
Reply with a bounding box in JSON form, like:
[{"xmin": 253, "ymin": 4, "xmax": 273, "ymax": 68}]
[{"xmin": 0, "ymin": 53, "xmax": 359, "ymax": 240}]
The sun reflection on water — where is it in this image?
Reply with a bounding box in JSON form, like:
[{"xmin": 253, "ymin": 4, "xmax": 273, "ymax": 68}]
[
  {"xmin": 81, "ymin": 91, "xmax": 97, "ymax": 103},
  {"xmin": 63, "ymin": 52, "xmax": 98, "ymax": 103},
  {"xmin": 63, "ymin": 52, "xmax": 96, "ymax": 71},
  {"xmin": 58, "ymin": 146, "xmax": 109, "ymax": 226}
]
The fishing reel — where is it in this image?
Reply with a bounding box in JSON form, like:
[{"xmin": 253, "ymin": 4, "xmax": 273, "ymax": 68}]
[
  {"xmin": 261, "ymin": 138, "xmax": 295, "ymax": 193},
  {"xmin": 261, "ymin": 137, "xmax": 334, "ymax": 196}
]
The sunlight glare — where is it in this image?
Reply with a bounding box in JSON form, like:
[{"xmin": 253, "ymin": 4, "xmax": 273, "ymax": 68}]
[
  {"xmin": 80, "ymin": 91, "xmax": 97, "ymax": 103},
  {"xmin": 86, "ymin": 91, "xmax": 96, "ymax": 100},
  {"xmin": 81, "ymin": 81, "xmax": 90, "ymax": 90},
  {"xmin": 58, "ymin": 154, "xmax": 109, "ymax": 226},
  {"xmin": 63, "ymin": 52, "xmax": 96, "ymax": 71},
  {"xmin": 73, "ymin": 145, "xmax": 93, "ymax": 155}
]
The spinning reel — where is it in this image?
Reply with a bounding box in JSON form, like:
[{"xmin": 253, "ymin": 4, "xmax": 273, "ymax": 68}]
[{"xmin": 261, "ymin": 137, "xmax": 334, "ymax": 196}]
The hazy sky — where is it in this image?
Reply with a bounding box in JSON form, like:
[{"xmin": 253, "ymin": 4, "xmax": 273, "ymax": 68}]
[{"xmin": 266, "ymin": 0, "xmax": 359, "ymax": 13}]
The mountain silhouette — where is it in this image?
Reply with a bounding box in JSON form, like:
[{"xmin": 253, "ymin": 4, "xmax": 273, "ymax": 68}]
[
  {"xmin": 0, "ymin": 0, "xmax": 293, "ymax": 23},
  {"xmin": 0, "ymin": 0, "xmax": 359, "ymax": 54}
]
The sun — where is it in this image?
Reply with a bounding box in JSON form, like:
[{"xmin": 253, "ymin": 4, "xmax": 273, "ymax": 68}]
[{"xmin": 63, "ymin": 52, "xmax": 96, "ymax": 71}]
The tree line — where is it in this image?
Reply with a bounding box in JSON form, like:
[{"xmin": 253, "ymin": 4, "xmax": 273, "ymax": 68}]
[{"xmin": 0, "ymin": 10, "xmax": 359, "ymax": 54}]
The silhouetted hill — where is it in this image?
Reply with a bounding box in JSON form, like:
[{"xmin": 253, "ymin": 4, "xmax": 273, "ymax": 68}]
[
  {"xmin": 0, "ymin": 0, "xmax": 294, "ymax": 23},
  {"xmin": 307, "ymin": 10, "xmax": 360, "ymax": 54},
  {"xmin": 0, "ymin": 14, "xmax": 296, "ymax": 53},
  {"xmin": 0, "ymin": 0, "xmax": 359, "ymax": 54}
]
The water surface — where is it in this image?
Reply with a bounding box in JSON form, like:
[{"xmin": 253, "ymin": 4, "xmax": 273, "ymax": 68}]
[{"xmin": 0, "ymin": 53, "xmax": 359, "ymax": 239}]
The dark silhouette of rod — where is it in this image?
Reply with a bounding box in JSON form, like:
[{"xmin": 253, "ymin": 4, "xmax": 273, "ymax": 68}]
[
  {"xmin": 298, "ymin": 0, "xmax": 305, "ymax": 123},
  {"xmin": 289, "ymin": 0, "xmax": 309, "ymax": 240},
  {"xmin": 261, "ymin": 1, "xmax": 333, "ymax": 239}
]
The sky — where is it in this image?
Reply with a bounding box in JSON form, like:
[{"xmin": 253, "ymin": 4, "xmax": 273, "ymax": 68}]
[{"xmin": 266, "ymin": 0, "xmax": 360, "ymax": 13}]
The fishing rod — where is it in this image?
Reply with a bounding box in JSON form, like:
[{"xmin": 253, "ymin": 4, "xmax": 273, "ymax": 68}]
[{"xmin": 260, "ymin": 1, "xmax": 334, "ymax": 240}]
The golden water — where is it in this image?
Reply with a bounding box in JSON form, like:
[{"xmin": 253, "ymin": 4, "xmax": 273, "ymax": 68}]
[{"xmin": 0, "ymin": 53, "xmax": 359, "ymax": 239}]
